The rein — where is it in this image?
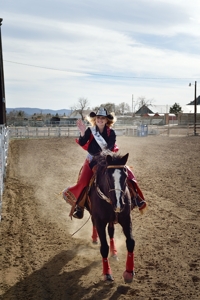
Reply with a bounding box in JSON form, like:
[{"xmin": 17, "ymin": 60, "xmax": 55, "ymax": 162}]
[
  {"xmin": 71, "ymin": 215, "xmax": 91, "ymax": 236},
  {"xmin": 96, "ymin": 164, "xmax": 126, "ymax": 204},
  {"xmin": 96, "ymin": 186, "xmax": 112, "ymax": 204}
]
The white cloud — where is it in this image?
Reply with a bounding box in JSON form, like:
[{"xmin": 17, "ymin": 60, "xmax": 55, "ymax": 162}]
[{"xmin": 1, "ymin": 0, "xmax": 200, "ymax": 110}]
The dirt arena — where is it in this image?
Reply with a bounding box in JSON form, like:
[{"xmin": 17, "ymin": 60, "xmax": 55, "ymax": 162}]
[{"xmin": 0, "ymin": 135, "xmax": 200, "ymax": 300}]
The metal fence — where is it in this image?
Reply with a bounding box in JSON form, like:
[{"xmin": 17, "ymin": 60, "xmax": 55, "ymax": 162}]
[
  {"xmin": 7, "ymin": 124, "xmax": 198, "ymax": 139},
  {"xmin": 8, "ymin": 126, "xmax": 127, "ymax": 138},
  {"xmin": 124, "ymin": 125, "xmax": 194, "ymax": 136},
  {"xmin": 0, "ymin": 125, "xmax": 9, "ymax": 221},
  {"xmin": 8, "ymin": 126, "xmax": 80, "ymax": 138}
]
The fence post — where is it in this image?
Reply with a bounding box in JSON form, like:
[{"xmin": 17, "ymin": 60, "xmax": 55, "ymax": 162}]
[
  {"xmin": 0, "ymin": 125, "xmax": 9, "ymax": 221},
  {"xmin": 0, "ymin": 131, "xmax": 3, "ymax": 221}
]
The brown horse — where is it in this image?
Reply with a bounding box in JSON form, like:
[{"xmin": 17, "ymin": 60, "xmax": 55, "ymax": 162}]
[{"xmin": 88, "ymin": 151, "xmax": 135, "ymax": 282}]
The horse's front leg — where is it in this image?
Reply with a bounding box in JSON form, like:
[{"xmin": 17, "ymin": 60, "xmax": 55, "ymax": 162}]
[
  {"xmin": 119, "ymin": 215, "xmax": 135, "ymax": 283},
  {"xmin": 96, "ymin": 220, "xmax": 114, "ymax": 281},
  {"xmin": 108, "ymin": 222, "xmax": 118, "ymax": 259}
]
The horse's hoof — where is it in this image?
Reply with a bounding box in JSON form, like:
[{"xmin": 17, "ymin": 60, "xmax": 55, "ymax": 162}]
[
  {"xmin": 111, "ymin": 254, "xmax": 119, "ymax": 261},
  {"xmin": 92, "ymin": 240, "xmax": 98, "ymax": 244},
  {"xmin": 123, "ymin": 270, "xmax": 135, "ymax": 283},
  {"xmin": 103, "ymin": 274, "xmax": 114, "ymax": 281}
]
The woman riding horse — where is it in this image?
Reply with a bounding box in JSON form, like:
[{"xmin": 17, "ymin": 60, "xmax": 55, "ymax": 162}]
[{"xmin": 63, "ymin": 107, "xmax": 146, "ymax": 218}]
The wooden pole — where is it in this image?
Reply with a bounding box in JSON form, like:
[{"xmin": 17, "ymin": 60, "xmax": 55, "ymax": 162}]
[
  {"xmin": 0, "ymin": 18, "xmax": 6, "ymax": 125},
  {"xmin": 194, "ymin": 81, "xmax": 197, "ymax": 136}
]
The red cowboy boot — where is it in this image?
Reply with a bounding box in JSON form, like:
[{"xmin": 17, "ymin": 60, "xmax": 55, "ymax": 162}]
[
  {"xmin": 126, "ymin": 166, "xmax": 147, "ymax": 212},
  {"xmin": 128, "ymin": 179, "xmax": 147, "ymax": 212}
]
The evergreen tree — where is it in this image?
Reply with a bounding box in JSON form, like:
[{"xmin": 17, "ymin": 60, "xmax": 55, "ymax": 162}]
[{"xmin": 169, "ymin": 103, "xmax": 182, "ymax": 116}]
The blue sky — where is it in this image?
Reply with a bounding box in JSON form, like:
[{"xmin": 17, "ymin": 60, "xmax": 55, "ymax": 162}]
[{"xmin": 1, "ymin": 0, "xmax": 200, "ymax": 110}]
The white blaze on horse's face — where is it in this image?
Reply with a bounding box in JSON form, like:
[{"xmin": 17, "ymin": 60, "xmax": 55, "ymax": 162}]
[{"xmin": 112, "ymin": 169, "xmax": 123, "ymax": 212}]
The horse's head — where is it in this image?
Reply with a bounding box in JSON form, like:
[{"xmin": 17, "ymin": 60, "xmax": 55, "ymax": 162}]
[{"xmin": 94, "ymin": 151, "xmax": 130, "ymax": 213}]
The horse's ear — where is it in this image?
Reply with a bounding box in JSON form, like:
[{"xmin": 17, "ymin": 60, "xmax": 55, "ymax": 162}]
[
  {"xmin": 121, "ymin": 153, "xmax": 129, "ymax": 165},
  {"xmin": 106, "ymin": 155, "xmax": 113, "ymax": 165}
]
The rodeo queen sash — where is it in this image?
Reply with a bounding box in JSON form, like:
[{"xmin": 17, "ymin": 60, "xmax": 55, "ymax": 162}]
[
  {"xmin": 75, "ymin": 126, "xmax": 107, "ymax": 151},
  {"xmin": 90, "ymin": 126, "xmax": 119, "ymax": 153},
  {"xmin": 76, "ymin": 126, "xmax": 118, "ymax": 161},
  {"xmin": 90, "ymin": 126, "xmax": 108, "ymax": 150}
]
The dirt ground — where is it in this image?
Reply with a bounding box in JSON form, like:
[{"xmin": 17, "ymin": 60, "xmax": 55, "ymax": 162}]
[{"xmin": 0, "ymin": 135, "xmax": 200, "ymax": 300}]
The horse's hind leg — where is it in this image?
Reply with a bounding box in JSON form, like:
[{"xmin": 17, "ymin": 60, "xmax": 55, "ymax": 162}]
[
  {"xmin": 92, "ymin": 226, "xmax": 98, "ymax": 244},
  {"xmin": 96, "ymin": 220, "xmax": 114, "ymax": 281},
  {"xmin": 91, "ymin": 217, "xmax": 98, "ymax": 244},
  {"xmin": 108, "ymin": 222, "xmax": 118, "ymax": 259}
]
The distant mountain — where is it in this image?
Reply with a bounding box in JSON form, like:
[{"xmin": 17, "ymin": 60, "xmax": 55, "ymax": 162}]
[{"xmin": 6, "ymin": 107, "xmax": 71, "ymax": 116}]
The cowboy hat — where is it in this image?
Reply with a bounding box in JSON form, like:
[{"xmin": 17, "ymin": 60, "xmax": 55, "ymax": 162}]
[{"xmin": 89, "ymin": 107, "xmax": 114, "ymax": 120}]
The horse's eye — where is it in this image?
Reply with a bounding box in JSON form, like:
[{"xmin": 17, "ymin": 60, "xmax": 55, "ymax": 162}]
[{"xmin": 105, "ymin": 170, "xmax": 110, "ymax": 177}]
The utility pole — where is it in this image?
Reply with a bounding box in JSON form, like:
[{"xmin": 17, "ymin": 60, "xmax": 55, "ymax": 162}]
[
  {"xmin": 0, "ymin": 18, "xmax": 6, "ymax": 125},
  {"xmin": 194, "ymin": 81, "xmax": 197, "ymax": 136},
  {"xmin": 189, "ymin": 81, "xmax": 197, "ymax": 136},
  {"xmin": 132, "ymin": 94, "xmax": 134, "ymax": 115}
]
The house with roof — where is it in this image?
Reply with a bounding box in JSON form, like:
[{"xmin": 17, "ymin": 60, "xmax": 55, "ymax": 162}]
[
  {"xmin": 135, "ymin": 104, "xmax": 174, "ymax": 115},
  {"xmin": 134, "ymin": 105, "xmax": 176, "ymax": 125},
  {"xmin": 135, "ymin": 101, "xmax": 200, "ymax": 114},
  {"xmin": 187, "ymin": 95, "xmax": 200, "ymax": 106}
]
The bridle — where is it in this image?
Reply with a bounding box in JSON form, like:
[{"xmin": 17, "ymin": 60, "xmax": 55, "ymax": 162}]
[{"xmin": 96, "ymin": 165, "xmax": 127, "ymax": 204}]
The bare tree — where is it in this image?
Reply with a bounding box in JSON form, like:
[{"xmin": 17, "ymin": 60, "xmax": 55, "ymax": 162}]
[
  {"xmin": 92, "ymin": 102, "xmax": 131, "ymax": 115},
  {"xmin": 92, "ymin": 103, "xmax": 116, "ymax": 113},
  {"xmin": 134, "ymin": 96, "xmax": 154, "ymax": 112},
  {"xmin": 6, "ymin": 110, "xmax": 18, "ymax": 125},
  {"xmin": 117, "ymin": 102, "xmax": 131, "ymax": 114},
  {"xmin": 72, "ymin": 97, "xmax": 90, "ymax": 120}
]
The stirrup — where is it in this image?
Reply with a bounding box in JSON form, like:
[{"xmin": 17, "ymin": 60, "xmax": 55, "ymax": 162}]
[
  {"xmin": 131, "ymin": 195, "xmax": 146, "ymax": 210},
  {"xmin": 73, "ymin": 206, "xmax": 84, "ymax": 219}
]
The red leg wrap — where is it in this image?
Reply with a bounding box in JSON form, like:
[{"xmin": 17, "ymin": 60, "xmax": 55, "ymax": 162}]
[
  {"xmin": 126, "ymin": 252, "xmax": 134, "ymax": 273},
  {"xmin": 110, "ymin": 238, "xmax": 117, "ymax": 256},
  {"xmin": 91, "ymin": 226, "xmax": 98, "ymax": 242},
  {"xmin": 102, "ymin": 258, "xmax": 111, "ymax": 275}
]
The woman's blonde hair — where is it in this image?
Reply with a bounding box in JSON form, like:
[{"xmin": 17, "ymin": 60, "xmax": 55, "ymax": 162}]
[{"xmin": 86, "ymin": 112, "xmax": 117, "ymax": 128}]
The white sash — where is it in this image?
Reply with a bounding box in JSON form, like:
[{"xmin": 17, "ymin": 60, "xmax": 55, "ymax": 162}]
[{"xmin": 90, "ymin": 126, "xmax": 107, "ymax": 150}]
